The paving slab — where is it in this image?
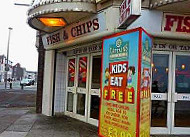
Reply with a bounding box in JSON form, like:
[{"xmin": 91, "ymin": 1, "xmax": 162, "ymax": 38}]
[
  {"xmin": 26, "ymin": 115, "xmax": 98, "ymax": 137},
  {"xmin": 6, "ymin": 114, "xmax": 37, "ymax": 132},
  {"xmin": 0, "ymin": 108, "xmax": 189, "ymax": 137},
  {"xmin": 0, "ymin": 131, "xmax": 28, "ymax": 137},
  {"xmin": 25, "ymin": 129, "xmax": 54, "ymax": 137},
  {"xmin": 0, "ymin": 108, "xmax": 29, "ymax": 134}
]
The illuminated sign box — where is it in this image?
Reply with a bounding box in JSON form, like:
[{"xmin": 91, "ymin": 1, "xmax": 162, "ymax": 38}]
[
  {"xmin": 118, "ymin": 0, "xmax": 141, "ymax": 29},
  {"xmin": 99, "ymin": 27, "xmax": 152, "ymax": 137}
]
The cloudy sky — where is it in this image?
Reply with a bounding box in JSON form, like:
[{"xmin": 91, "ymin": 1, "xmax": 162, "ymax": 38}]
[{"xmin": 0, "ymin": 0, "xmax": 38, "ymax": 71}]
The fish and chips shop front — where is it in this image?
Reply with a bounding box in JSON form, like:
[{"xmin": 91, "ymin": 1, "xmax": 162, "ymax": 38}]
[{"xmin": 27, "ymin": 0, "xmax": 190, "ymax": 136}]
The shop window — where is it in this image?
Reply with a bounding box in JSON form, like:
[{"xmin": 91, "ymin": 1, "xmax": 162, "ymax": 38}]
[
  {"xmin": 77, "ymin": 93, "xmax": 85, "ymax": 115},
  {"xmin": 152, "ymin": 54, "xmax": 169, "ymax": 93},
  {"xmin": 78, "ymin": 57, "xmax": 87, "ymax": 88},
  {"xmin": 151, "ymin": 100, "xmax": 167, "ymax": 127},
  {"xmin": 91, "ymin": 56, "xmax": 101, "ymax": 89},
  {"xmin": 68, "ymin": 59, "xmax": 75, "ymax": 87},
  {"xmin": 176, "ymin": 55, "xmax": 190, "ymax": 93},
  {"xmin": 175, "ymin": 101, "xmax": 190, "ymax": 127},
  {"xmin": 90, "ymin": 95, "xmax": 100, "ymax": 120},
  {"xmin": 67, "ymin": 92, "xmax": 74, "ymax": 112}
]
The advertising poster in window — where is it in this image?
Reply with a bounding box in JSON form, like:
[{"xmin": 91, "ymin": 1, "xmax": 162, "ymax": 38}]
[
  {"xmin": 78, "ymin": 57, "xmax": 87, "ymax": 83},
  {"xmin": 68, "ymin": 59, "xmax": 75, "ymax": 82},
  {"xmin": 99, "ymin": 28, "xmax": 152, "ymax": 137},
  {"xmin": 68, "ymin": 59, "xmax": 75, "ymax": 87}
]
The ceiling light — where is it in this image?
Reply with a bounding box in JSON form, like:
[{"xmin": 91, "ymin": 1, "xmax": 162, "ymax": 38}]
[{"xmin": 38, "ymin": 17, "xmax": 66, "ymax": 27}]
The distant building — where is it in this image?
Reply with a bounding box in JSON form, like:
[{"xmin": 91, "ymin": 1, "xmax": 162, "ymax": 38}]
[
  {"xmin": 12, "ymin": 64, "xmax": 37, "ymax": 81},
  {"xmin": 0, "ymin": 55, "xmax": 13, "ymax": 82},
  {"xmin": 12, "ymin": 63, "xmax": 24, "ymax": 81}
]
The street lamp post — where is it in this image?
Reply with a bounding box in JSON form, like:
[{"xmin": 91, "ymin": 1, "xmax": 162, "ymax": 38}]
[{"xmin": 5, "ymin": 27, "xmax": 13, "ymax": 89}]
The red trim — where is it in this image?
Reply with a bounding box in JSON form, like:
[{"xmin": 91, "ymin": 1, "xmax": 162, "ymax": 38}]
[
  {"xmin": 136, "ymin": 28, "xmax": 142, "ymax": 137},
  {"xmin": 98, "ymin": 38, "xmax": 104, "ymax": 137},
  {"xmin": 103, "ymin": 27, "xmax": 141, "ymax": 40},
  {"xmin": 140, "ymin": 27, "xmax": 152, "ymax": 39}
]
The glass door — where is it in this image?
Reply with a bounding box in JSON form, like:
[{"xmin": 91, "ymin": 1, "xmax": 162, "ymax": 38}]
[
  {"xmin": 88, "ymin": 53, "xmax": 101, "ymax": 126},
  {"xmin": 65, "ymin": 55, "xmax": 89, "ymax": 122},
  {"xmin": 66, "ymin": 57, "xmax": 77, "ymax": 116},
  {"xmin": 75, "ymin": 55, "xmax": 89, "ymax": 121},
  {"xmin": 171, "ymin": 52, "xmax": 190, "ymax": 134},
  {"xmin": 151, "ymin": 51, "xmax": 172, "ymax": 134}
]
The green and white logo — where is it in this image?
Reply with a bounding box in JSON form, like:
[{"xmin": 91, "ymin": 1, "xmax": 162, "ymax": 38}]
[
  {"xmin": 116, "ymin": 38, "xmax": 122, "ymax": 48},
  {"xmin": 109, "ymin": 38, "xmax": 129, "ymax": 61}
]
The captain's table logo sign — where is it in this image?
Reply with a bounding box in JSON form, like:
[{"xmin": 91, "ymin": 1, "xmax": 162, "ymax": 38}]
[
  {"xmin": 99, "ymin": 28, "xmax": 152, "ymax": 137},
  {"xmin": 162, "ymin": 13, "xmax": 190, "ymax": 33},
  {"xmin": 109, "ymin": 38, "xmax": 129, "ymax": 60}
]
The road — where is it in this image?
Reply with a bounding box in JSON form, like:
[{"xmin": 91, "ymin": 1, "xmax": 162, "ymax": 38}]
[
  {"xmin": 0, "ymin": 81, "xmax": 36, "ymax": 108},
  {"xmin": 0, "ymin": 81, "xmax": 37, "ymax": 91}
]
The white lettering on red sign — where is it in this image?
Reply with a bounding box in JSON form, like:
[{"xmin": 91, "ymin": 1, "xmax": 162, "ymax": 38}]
[
  {"xmin": 119, "ymin": 0, "xmax": 131, "ymax": 24},
  {"xmin": 109, "ymin": 62, "xmax": 127, "ymax": 87},
  {"xmin": 111, "ymin": 63, "xmax": 127, "ymax": 74},
  {"xmin": 163, "ymin": 13, "xmax": 190, "ymax": 33}
]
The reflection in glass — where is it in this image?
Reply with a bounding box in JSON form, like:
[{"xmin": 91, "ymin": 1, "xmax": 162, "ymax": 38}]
[
  {"xmin": 68, "ymin": 59, "xmax": 75, "ymax": 87},
  {"xmin": 176, "ymin": 55, "xmax": 190, "ymax": 93},
  {"xmin": 175, "ymin": 101, "xmax": 190, "ymax": 127},
  {"xmin": 67, "ymin": 92, "xmax": 73, "ymax": 112},
  {"xmin": 151, "ymin": 100, "xmax": 167, "ymax": 127},
  {"xmin": 152, "ymin": 54, "xmax": 169, "ymax": 93},
  {"xmin": 78, "ymin": 57, "xmax": 87, "ymax": 88},
  {"xmin": 77, "ymin": 94, "xmax": 85, "ymax": 115},
  {"xmin": 90, "ymin": 95, "xmax": 100, "ymax": 120},
  {"xmin": 91, "ymin": 56, "xmax": 101, "ymax": 89}
]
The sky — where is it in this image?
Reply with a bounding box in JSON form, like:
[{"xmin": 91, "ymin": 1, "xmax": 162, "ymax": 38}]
[{"xmin": 0, "ymin": 0, "xmax": 38, "ymax": 71}]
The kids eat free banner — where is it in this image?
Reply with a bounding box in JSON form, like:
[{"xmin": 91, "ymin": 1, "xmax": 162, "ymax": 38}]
[
  {"xmin": 99, "ymin": 31, "xmax": 139, "ymax": 137},
  {"xmin": 99, "ymin": 28, "xmax": 152, "ymax": 137}
]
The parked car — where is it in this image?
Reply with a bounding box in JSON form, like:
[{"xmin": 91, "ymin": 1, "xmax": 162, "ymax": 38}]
[
  {"xmin": 20, "ymin": 79, "xmax": 34, "ymax": 86},
  {"xmin": 29, "ymin": 79, "xmax": 35, "ymax": 85}
]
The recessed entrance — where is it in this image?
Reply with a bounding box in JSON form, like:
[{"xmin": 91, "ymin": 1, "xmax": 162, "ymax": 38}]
[
  {"xmin": 65, "ymin": 53, "xmax": 101, "ymax": 125},
  {"xmin": 65, "ymin": 50, "xmax": 190, "ymax": 134},
  {"xmin": 151, "ymin": 51, "xmax": 190, "ymax": 134}
]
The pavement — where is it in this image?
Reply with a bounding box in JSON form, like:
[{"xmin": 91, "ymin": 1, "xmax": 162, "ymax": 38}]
[
  {"xmin": 0, "ymin": 108, "xmax": 189, "ymax": 137},
  {"xmin": 0, "ymin": 107, "xmax": 98, "ymax": 137}
]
